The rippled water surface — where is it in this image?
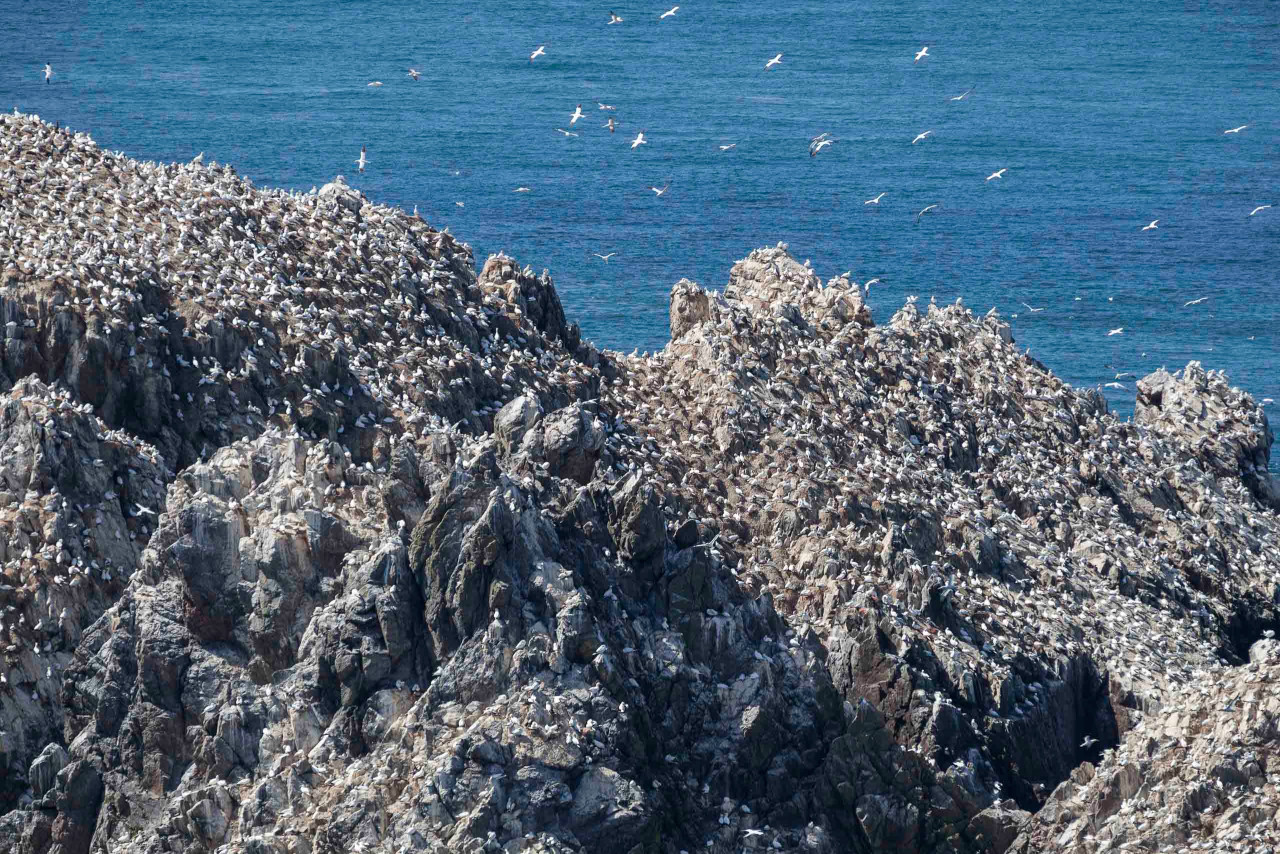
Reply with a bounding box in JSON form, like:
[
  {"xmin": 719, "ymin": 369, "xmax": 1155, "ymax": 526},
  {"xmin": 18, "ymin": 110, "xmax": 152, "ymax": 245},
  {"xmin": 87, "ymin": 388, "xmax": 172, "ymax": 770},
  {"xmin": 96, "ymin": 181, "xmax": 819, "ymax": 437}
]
[{"xmin": 3, "ymin": 0, "xmax": 1277, "ymax": 468}]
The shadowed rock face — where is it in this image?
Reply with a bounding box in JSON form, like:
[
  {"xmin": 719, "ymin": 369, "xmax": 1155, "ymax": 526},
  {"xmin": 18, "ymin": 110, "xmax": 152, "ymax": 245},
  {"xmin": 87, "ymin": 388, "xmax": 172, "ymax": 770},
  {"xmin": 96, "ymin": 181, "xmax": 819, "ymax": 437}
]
[{"xmin": 1, "ymin": 112, "xmax": 1279, "ymax": 854}]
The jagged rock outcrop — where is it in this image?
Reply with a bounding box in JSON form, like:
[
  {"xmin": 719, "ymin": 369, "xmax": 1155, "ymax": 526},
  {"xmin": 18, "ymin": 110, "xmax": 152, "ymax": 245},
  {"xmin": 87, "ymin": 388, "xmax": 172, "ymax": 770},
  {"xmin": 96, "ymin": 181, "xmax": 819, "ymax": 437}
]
[
  {"xmin": 0, "ymin": 112, "xmax": 1278, "ymax": 853},
  {"xmin": 1136, "ymin": 362, "xmax": 1279, "ymax": 511}
]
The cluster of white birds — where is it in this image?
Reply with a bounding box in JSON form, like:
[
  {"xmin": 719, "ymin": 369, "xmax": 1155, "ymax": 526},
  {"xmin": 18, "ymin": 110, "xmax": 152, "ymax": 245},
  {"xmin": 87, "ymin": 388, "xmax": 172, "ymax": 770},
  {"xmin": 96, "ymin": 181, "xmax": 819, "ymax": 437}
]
[{"xmin": 36, "ymin": 12, "xmax": 1272, "ymax": 360}]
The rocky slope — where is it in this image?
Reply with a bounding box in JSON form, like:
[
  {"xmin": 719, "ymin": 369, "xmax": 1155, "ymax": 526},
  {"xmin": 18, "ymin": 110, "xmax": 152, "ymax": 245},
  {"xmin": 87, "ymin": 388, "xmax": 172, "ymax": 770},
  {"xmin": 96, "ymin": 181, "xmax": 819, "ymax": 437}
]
[{"xmin": 0, "ymin": 111, "xmax": 1277, "ymax": 854}]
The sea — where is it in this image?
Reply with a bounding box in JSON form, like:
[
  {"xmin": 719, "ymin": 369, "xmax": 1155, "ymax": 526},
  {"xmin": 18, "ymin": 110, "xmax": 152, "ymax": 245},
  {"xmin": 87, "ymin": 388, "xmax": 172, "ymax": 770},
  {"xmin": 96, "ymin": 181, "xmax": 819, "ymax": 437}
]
[{"xmin": 2, "ymin": 1, "xmax": 1277, "ymax": 471}]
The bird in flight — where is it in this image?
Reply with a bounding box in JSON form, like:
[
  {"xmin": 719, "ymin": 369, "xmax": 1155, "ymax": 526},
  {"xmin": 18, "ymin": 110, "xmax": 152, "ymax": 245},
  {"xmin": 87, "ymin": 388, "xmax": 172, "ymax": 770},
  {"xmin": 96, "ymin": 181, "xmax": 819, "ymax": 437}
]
[
  {"xmin": 355, "ymin": 146, "xmax": 368, "ymax": 174},
  {"xmin": 1108, "ymin": 327, "xmax": 1124, "ymax": 335},
  {"xmin": 649, "ymin": 183, "xmax": 671, "ymax": 196},
  {"xmin": 604, "ymin": 117, "xmax": 617, "ymax": 133},
  {"xmin": 950, "ymin": 88, "xmax": 973, "ymax": 101},
  {"xmin": 594, "ymin": 252, "xmax": 616, "ymax": 262},
  {"xmin": 1021, "ymin": 302, "xmax": 1044, "ymax": 312},
  {"xmin": 367, "ymin": 81, "xmax": 383, "ymax": 87},
  {"xmin": 609, "ymin": 11, "xmax": 623, "ymax": 24},
  {"xmin": 455, "ymin": 201, "xmax": 465, "ymax": 207},
  {"xmin": 660, "ymin": 6, "xmax": 679, "ymax": 19},
  {"xmin": 530, "ymin": 45, "xmax": 546, "ymax": 61},
  {"xmin": 1141, "ymin": 220, "xmax": 1159, "ymax": 231},
  {"xmin": 865, "ymin": 192, "xmax": 886, "ymax": 205},
  {"xmin": 987, "ymin": 168, "xmax": 1007, "ymax": 181},
  {"xmin": 555, "ymin": 128, "xmax": 579, "ymax": 137},
  {"xmin": 766, "ymin": 53, "xmax": 783, "ymax": 70},
  {"xmin": 1104, "ymin": 382, "xmax": 1127, "ymax": 390},
  {"xmin": 809, "ymin": 132, "xmax": 834, "ymax": 156},
  {"xmin": 598, "ymin": 102, "xmax": 616, "ymax": 110},
  {"xmin": 719, "ymin": 143, "xmax": 736, "ymax": 151},
  {"xmin": 631, "ymin": 131, "xmax": 647, "ymax": 149},
  {"xmin": 570, "ymin": 104, "xmax": 585, "ymax": 125},
  {"xmin": 1223, "ymin": 124, "xmax": 1248, "ymax": 134},
  {"xmin": 514, "ymin": 187, "xmax": 531, "ymax": 192},
  {"xmin": 911, "ymin": 130, "xmax": 933, "ymax": 145},
  {"xmin": 43, "ymin": 64, "xmax": 53, "ymax": 84},
  {"xmin": 407, "ymin": 68, "xmax": 421, "ymax": 80},
  {"xmin": 1184, "ymin": 297, "xmax": 1208, "ymax": 306},
  {"xmin": 863, "ymin": 278, "xmax": 881, "ymax": 291},
  {"xmin": 916, "ymin": 203, "xmax": 939, "ymax": 221},
  {"xmin": 914, "ymin": 46, "xmax": 929, "ymax": 63},
  {"xmin": 1249, "ymin": 205, "xmax": 1271, "ymax": 216}
]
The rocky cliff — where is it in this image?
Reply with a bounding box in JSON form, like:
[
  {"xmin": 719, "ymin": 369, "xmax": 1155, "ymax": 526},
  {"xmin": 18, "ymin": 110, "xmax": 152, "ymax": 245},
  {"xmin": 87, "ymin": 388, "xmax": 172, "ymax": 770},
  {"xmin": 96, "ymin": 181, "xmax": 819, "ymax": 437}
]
[{"xmin": 0, "ymin": 111, "xmax": 1277, "ymax": 854}]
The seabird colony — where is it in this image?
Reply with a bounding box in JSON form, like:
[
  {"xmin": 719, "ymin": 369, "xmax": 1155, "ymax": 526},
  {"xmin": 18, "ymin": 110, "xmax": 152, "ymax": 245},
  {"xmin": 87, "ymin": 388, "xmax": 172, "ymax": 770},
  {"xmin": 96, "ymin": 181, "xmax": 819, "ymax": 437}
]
[{"xmin": 0, "ymin": 111, "xmax": 1278, "ymax": 854}]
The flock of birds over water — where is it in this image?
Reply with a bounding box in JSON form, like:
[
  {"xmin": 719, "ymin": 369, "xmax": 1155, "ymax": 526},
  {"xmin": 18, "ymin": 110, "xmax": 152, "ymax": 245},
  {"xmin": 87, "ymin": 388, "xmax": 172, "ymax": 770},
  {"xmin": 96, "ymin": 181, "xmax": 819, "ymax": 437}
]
[{"xmin": 28, "ymin": 9, "xmax": 1276, "ymax": 409}]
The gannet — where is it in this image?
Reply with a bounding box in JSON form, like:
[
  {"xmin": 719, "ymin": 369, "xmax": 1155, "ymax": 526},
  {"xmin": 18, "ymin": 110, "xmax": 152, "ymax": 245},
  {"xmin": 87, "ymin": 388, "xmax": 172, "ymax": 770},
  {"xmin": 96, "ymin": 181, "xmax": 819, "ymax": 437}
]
[
  {"xmin": 570, "ymin": 104, "xmax": 585, "ymax": 125},
  {"xmin": 609, "ymin": 12, "xmax": 623, "ymax": 24},
  {"xmin": 1249, "ymin": 205, "xmax": 1270, "ymax": 216},
  {"xmin": 766, "ymin": 53, "xmax": 783, "ymax": 70},
  {"xmin": 44, "ymin": 64, "xmax": 53, "ymax": 84},
  {"xmin": 407, "ymin": 69, "xmax": 421, "ymax": 80},
  {"xmin": 660, "ymin": 6, "xmax": 679, "ymax": 18},
  {"xmin": 865, "ymin": 192, "xmax": 886, "ymax": 204},
  {"xmin": 1141, "ymin": 220, "xmax": 1158, "ymax": 231},
  {"xmin": 631, "ymin": 131, "xmax": 646, "ymax": 149},
  {"xmin": 912, "ymin": 130, "xmax": 933, "ymax": 145},
  {"xmin": 809, "ymin": 132, "xmax": 834, "ymax": 156},
  {"xmin": 986, "ymin": 168, "xmax": 1007, "ymax": 180},
  {"xmin": 356, "ymin": 146, "xmax": 367, "ymax": 174},
  {"xmin": 1223, "ymin": 124, "xmax": 1248, "ymax": 134},
  {"xmin": 530, "ymin": 45, "xmax": 546, "ymax": 61},
  {"xmin": 914, "ymin": 46, "xmax": 929, "ymax": 63}
]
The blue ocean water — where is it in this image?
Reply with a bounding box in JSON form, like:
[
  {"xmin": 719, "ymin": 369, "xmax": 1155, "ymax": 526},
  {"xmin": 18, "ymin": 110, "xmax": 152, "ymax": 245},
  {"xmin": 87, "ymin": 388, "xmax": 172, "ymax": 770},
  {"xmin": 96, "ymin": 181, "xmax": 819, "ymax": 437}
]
[{"xmin": 3, "ymin": 1, "xmax": 1277, "ymax": 470}]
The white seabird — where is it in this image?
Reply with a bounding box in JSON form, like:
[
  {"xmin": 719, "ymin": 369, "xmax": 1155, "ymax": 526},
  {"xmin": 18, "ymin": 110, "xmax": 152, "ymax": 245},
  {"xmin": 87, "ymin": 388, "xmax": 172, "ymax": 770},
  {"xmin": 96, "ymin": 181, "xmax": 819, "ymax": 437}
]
[
  {"xmin": 912, "ymin": 130, "xmax": 933, "ymax": 145},
  {"xmin": 1249, "ymin": 205, "xmax": 1270, "ymax": 216},
  {"xmin": 1141, "ymin": 220, "xmax": 1158, "ymax": 231},
  {"xmin": 530, "ymin": 45, "xmax": 546, "ymax": 62},
  {"xmin": 914, "ymin": 46, "xmax": 929, "ymax": 63},
  {"xmin": 766, "ymin": 53, "xmax": 783, "ymax": 70},
  {"xmin": 865, "ymin": 192, "xmax": 886, "ymax": 205},
  {"xmin": 631, "ymin": 131, "xmax": 647, "ymax": 149},
  {"xmin": 44, "ymin": 64, "xmax": 53, "ymax": 84},
  {"xmin": 987, "ymin": 169, "xmax": 1007, "ymax": 181},
  {"xmin": 660, "ymin": 6, "xmax": 679, "ymax": 18}
]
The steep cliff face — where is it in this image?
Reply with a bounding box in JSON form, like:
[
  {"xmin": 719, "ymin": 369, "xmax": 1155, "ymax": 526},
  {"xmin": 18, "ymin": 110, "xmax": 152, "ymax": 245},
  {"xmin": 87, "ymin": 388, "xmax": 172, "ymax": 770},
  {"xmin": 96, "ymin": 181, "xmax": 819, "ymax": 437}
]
[{"xmin": 0, "ymin": 112, "xmax": 1277, "ymax": 854}]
